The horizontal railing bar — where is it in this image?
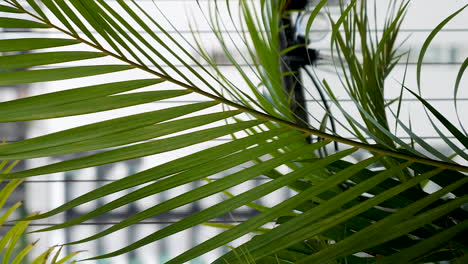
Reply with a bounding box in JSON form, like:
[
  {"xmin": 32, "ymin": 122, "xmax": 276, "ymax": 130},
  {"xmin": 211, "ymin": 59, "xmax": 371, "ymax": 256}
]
[
  {"xmin": 3, "ymin": 28, "xmax": 468, "ymax": 34},
  {"xmin": 2, "ymin": 220, "xmax": 265, "ymax": 226}
]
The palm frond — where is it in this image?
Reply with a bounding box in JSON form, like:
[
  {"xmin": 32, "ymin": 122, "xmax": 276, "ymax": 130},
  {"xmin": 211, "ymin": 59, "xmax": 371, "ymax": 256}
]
[{"xmin": 0, "ymin": 0, "xmax": 466, "ymax": 263}]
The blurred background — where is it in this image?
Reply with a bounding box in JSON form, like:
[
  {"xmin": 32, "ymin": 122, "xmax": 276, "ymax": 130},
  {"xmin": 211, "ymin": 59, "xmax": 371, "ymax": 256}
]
[{"xmin": 1, "ymin": 0, "xmax": 467, "ymax": 263}]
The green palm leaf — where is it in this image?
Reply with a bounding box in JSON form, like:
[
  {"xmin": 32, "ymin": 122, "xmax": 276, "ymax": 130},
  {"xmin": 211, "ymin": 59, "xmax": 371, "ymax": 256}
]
[{"xmin": 0, "ymin": 0, "xmax": 466, "ymax": 263}]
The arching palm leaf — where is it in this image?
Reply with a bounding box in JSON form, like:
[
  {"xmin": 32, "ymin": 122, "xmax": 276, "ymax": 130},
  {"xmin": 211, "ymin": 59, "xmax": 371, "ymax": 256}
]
[{"xmin": 0, "ymin": 0, "xmax": 466, "ymax": 263}]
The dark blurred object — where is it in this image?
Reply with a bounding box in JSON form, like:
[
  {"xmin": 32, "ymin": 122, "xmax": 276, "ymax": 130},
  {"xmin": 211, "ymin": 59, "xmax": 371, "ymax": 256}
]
[
  {"xmin": 280, "ymin": 1, "xmax": 319, "ymax": 128},
  {"xmin": 285, "ymin": 0, "xmax": 308, "ymax": 10}
]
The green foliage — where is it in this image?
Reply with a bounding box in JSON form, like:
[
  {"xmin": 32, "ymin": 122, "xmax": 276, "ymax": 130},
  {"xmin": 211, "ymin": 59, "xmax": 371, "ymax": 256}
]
[
  {"xmin": 0, "ymin": 0, "xmax": 466, "ymax": 263},
  {"xmin": 0, "ymin": 159, "xmax": 79, "ymax": 264}
]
